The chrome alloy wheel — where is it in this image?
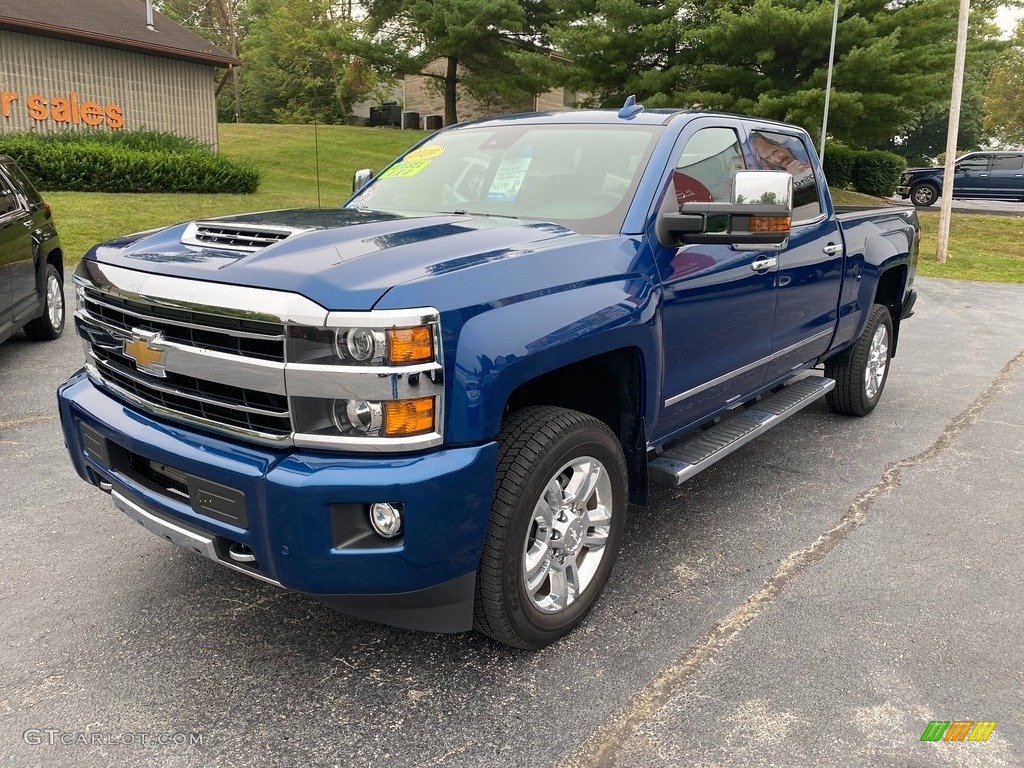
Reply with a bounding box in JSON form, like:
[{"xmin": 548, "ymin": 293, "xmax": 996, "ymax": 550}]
[
  {"xmin": 46, "ymin": 271, "xmax": 64, "ymax": 329},
  {"xmin": 522, "ymin": 456, "xmax": 613, "ymax": 613},
  {"xmin": 864, "ymin": 323, "xmax": 889, "ymax": 400}
]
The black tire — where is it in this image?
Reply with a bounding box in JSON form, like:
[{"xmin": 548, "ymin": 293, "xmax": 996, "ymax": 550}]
[
  {"xmin": 825, "ymin": 304, "xmax": 893, "ymax": 417},
  {"xmin": 23, "ymin": 263, "xmax": 65, "ymax": 341},
  {"xmin": 474, "ymin": 406, "xmax": 628, "ymax": 649},
  {"xmin": 909, "ymin": 183, "xmax": 938, "ymax": 207}
]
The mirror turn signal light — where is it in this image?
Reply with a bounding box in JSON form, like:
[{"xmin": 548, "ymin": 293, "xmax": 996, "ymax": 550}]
[{"xmin": 747, "ymin": 215, "xmax": 792, "ymax": 233}]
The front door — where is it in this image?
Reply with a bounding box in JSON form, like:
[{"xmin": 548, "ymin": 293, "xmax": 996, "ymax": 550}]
[
  {"xmin": 650, "ymin": 119, "xmax": 778, "ymax": 441},
  {"xmin": 953, "ymin": 154, "xmax": 992, "ymax": 198}
]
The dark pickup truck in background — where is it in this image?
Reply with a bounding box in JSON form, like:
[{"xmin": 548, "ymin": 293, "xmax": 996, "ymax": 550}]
[
  {"xmin": 0, "ymin": 155, "xmax": 65, "ymax": 345},
  {"xmin": 58, "ymin": 104, "xmax": 919, "ymax": 649},
  {"xmin": 0, "ymin": 154, "xmax": 65, "ymax": 346},
  {"xmin": 897, "ymin": 150, "xmax": 1024, "ymax": 206}
]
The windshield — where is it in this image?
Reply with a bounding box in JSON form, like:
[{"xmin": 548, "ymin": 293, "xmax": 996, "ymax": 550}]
[{"xmin": 347, "ymin": 123, "xmax": 662, "ymax": 235}]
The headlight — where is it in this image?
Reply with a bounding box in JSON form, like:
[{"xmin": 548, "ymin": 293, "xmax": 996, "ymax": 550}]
[
  {"xmin": 284, "ymin": 308, "xmax": 444, "ymax": 450},
  {"xmin": 288, "ymin": 324, "xmax": 435, "ymax": 367}
]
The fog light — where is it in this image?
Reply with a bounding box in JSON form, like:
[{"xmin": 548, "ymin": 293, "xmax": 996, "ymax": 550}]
[{"xmin": 370, "ymin": 503, "xmax": 402, "ymax": 538}]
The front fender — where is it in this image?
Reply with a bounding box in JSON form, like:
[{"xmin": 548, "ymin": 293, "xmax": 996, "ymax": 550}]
[{"xmin": 446, "ymin": 277, "xmax": 660, "ymax": 444}]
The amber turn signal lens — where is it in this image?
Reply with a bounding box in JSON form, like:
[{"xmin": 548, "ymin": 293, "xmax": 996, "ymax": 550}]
[
  {"xmin": 387, "ymin": 327, "xmax": 433, "ymax": 364},
  {"xmin": 383, "ymin": 397, "xmax": 435, "ymax": 436},
  {"xmin": 748, "ymin": 215, "xmax": 792, "ymax": 233}
]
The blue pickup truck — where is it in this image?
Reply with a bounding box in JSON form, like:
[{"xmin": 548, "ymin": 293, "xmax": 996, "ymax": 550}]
[{"xmin": 58, "ymin": 104, "xmax": 919, "ymax": 649}]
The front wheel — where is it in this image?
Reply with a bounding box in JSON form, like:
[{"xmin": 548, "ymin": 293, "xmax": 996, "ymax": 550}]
[
  {"xmin": 23, "ymin": 263, "xmax": 65, "ymax": 341},
  {"xmin": 474, "ymin": 406, "xmax": 628, "ymax": 649},
  {"xmin": 825, "ymin": 303, "xmax": 893, "ymax": 416},
  {"xmin": 910, "ymin": 183, "xmax": 938, "ymax": 207}
]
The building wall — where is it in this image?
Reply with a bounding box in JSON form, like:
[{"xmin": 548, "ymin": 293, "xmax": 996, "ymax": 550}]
[
  {"xmin": 402, "ymin": 57, "xmax": 558, "ymax": 125},
  {"xmin": 0, "ymin": 31, "xmax": 219, "ymax": 147}
]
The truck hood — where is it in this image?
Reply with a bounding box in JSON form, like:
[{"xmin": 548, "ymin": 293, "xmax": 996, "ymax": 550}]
[{"xmin": 86, "ymin": 208, "xmax": 594, "ymax": 310}]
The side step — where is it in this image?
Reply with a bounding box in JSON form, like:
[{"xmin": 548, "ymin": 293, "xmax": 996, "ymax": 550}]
[{"xmin": 649, "ymin": 376, "xmax": 835, "ymax": 487}]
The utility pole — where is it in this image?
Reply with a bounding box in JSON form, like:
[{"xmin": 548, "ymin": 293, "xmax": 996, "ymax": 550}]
[
  {"xmin": 819, "ymin": 0, "xmax": 840, "ymax": 162},
  {"xmin": 936, "ymin": 0, "xmax": 971, "ymax": 264},
  {"xmin": 214, "ymin": 0, "xmax": 242, "ymax": 123}
]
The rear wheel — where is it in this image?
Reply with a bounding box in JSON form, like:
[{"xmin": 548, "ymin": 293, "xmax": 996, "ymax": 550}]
[
  {"xmin": 23, "ymin": 263, "xmax": 65, "ymax": 341},
  {"xmin": 910, "ymin": 183, "xmax": 938, "ymax": 207},
  {"xmin": 474, "ymin": 406, "xmax": 628, "ymax": 649},
  {"xmin": 825, "ymin": 304, "xmax": 893, "ymax": 417}
]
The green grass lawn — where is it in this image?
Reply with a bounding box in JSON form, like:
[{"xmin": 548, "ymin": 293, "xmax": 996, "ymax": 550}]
[{"xmin": 44, "ymin": 123, "xmax": 1023, "ymax": 283}]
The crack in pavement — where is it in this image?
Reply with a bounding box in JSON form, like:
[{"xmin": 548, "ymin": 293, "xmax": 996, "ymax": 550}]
[
  {"xmin": 0, "ymin": 414, "xmax": 57, "ymax": 430},
  {"xmin": 562, "ymin": 348, "xmax": 1024, "ymax": 768}
]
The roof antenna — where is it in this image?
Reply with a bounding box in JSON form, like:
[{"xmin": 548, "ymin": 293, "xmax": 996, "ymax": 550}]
[
  {"xmin": 146, "ymin": 0, "xmax": 155, "ymax": 30},
  {"xmin": 618, "ymin": 95, "xmax": 644, "ymax": 119}
]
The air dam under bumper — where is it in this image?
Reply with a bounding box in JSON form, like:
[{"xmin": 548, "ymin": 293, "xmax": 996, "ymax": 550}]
[{"xmin": 57, "ymin": 370, "xmax": 498, "ymax": 633}]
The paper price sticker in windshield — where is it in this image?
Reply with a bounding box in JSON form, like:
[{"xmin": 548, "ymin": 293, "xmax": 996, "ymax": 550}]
[
  {"xmin": 487, "ymin": 157, "xmax": 532, "ymax": 201},
  {"xmin": 406, "ymin": 145, "xmax": 445, "ymax": 161},
  {"xmin": 381, "ymin": 160, "xmax": 431, "ymax": 178}
]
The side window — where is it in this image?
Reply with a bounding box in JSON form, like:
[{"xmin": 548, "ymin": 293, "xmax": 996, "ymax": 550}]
[
  {"xmin": 749, "ymin": 130, "xmax": 822, "ymax": 222},
  {"xmin": 0, "ymin": 172, "xmax": 19, "ymax": 217},
  {"xmin": 663, "ymin": 127, "xmax": 746, "ymax": 212},
  {"xmin": 956, "ymin": 155, "xmax": 990, "ymax": 172},
  {"xmin": 991, "ymin": 155, "xmax": 1023, "ymax": 171}
]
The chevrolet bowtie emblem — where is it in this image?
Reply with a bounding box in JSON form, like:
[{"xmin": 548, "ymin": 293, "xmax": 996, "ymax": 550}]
[{"xmin": 123, "ymin": 330, "xmax": 168, "ymax": 377}]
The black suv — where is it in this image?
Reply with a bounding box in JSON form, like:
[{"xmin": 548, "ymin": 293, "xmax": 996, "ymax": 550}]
[
  {"xmin": 897, "ymin": 151, "xmax": 1024, "ymax": 207},
  {"xmin": 0, "ymin": 155, "xmax": 64, "ymax": 344}
]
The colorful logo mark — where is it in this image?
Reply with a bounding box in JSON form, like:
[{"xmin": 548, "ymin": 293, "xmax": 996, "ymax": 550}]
[{"xmin": 920, "ymin": 721, "xmax": 997, "ymax": 742}]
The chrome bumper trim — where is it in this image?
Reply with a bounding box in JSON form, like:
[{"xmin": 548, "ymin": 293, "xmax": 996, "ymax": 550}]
[{"xmin": 112, "ymin": 489, "xmax": 283, "ymax": 588}]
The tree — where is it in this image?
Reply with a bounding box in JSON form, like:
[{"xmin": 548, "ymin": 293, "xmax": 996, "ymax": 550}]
[
  {"xmin": 237, "ymin": 0, "xmax": 394, "ymax": 124},
  {"xmin": 984, "ymin": 20, "xmax": 1024, "ymax": 146},
  {"xmin": 359, "ymin": 0, "xmax": 558, "ymax": 124},
  {"xmin": 550, "ymin": 0, "xmax": 1007, "ymax": 149}
]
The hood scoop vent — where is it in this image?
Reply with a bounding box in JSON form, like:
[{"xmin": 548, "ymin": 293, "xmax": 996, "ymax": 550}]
[{"xmin": 181, "ymin": 221, "xmax": 306, "ymax": 252}]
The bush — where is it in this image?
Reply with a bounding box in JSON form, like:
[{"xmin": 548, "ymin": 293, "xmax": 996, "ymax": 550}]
[
  {"xmin": 852, "ymin": 150, "xmax": 906, "ymax": 197},
  {"xmin": 822, "ymin": 145, "xmax": 856, "ymax": 188},
  {"xmin": 0, "ymin": 130, "xmax": 258, "ymax": 193}
]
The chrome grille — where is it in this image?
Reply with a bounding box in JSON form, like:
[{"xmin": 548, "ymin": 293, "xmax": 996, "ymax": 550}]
[
  {"xmin": 181, "ymin": 221, "xmax": 300, "ymax": 252},
  {"xmin": 90, "ymin": 346, "xmax": 290, "ymax": 437},
  {"xmin": 83, "ymin": 288, "xmax": 284, "ymax": 362},
  {"xmin": 78, "ymin": 280, "xmax": 293, "ymax": 445}
]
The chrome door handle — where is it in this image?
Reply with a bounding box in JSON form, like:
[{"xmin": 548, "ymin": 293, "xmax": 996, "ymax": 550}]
[
  {"xmin": 822, "ymin": 244, "xmax": 843, "ymax": 255},
  {"xmin": 751, "ymin": 257, "xmax": 778, "ymax": 271},
  {"xmin": 979, "ymin": 173, "xmax": 989, "ymax": 177}
]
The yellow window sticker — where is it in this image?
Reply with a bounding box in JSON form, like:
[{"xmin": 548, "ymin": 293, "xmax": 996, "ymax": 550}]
[
  {"xmin": 381, "ymin": 160, "xmax": 431, "ymax": 178},
  {"xmin": 406, "ymin": 145, "xmax": 445, "ymax": 161}
]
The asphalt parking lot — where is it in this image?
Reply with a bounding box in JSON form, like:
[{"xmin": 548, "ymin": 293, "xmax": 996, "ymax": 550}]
[{"xmin": 1, "ymin": 276, "xmax": 1022, "ymax": 768}]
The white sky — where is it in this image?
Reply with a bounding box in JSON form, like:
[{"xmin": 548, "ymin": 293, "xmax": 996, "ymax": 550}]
[{"xmin": 995, "ymin": 4, "xmax": 1023, "ymax": 36}]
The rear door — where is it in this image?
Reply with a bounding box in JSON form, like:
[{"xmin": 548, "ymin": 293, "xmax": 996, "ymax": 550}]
[
  {"xmin": 0, "ymin": 162, "xmax": 40, "ymax": 323},
  {"xmin": 649, "ymin": 118, "xmax": 778, "ymax": 440},
  {"xmin": 986, "ymin": 153, "xmax": 1024, "ymax": 199},
  {"xmin": 744, "ymin": 125, "xmax": 844, "ymax": 381},
  {"xmin": 0, "ymin": 167, "xmax": 26, "ymax": 340}
]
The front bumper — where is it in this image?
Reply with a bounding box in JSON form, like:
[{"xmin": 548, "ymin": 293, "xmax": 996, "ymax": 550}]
[
  {"xmin": 896, "ymin": 185, "xmax": 910, "ymax": 198},
  {"xmin": 58, "ymin": 370, "xmax": 498, "ymax": 632}
]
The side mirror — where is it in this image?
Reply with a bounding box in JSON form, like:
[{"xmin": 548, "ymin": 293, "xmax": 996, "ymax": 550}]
[
  {"xmin": 352, "ymin": 168, "xmax": 374, "ymax": 192},
  {"xmin": 657, "ymin": 170, "xmax": 794, "ymax": 247}
]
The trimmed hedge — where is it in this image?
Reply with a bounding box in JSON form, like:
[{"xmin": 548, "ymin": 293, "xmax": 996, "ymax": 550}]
[
  {"xmin": 851, "ymin": 150, "xmax": 906, "ymax": 197},
  {"xmin": 0, "ymin": 130, "xmax": 259, "ymax": 194},
  {"xmin": 822, "ymin": 145, "xmax": 856, "ymax": 189}
]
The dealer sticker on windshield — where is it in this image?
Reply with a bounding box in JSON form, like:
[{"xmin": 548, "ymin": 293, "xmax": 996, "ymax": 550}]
[
  {"xmin": 487, "ymin": 158, "xmax": 531, "ymax": 201},
  {"xmin": 406, "ymin": 145, "xmax": 445, "ymax": 161},
  {"xmin": 381, "ymin": 160, "xmax": 431, "ymax": 178}
]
